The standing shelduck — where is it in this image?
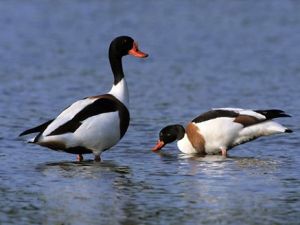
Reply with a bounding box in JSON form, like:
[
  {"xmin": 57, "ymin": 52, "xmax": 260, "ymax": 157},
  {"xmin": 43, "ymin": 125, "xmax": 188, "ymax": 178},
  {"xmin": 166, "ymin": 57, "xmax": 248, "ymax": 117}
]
[
  {"xmin": 20, "ymin": 36, "xmax": 148, "ymax": 161},
  {"xmin": 152, "ymin": 108, "xmax": 292, "ymax": 156}
]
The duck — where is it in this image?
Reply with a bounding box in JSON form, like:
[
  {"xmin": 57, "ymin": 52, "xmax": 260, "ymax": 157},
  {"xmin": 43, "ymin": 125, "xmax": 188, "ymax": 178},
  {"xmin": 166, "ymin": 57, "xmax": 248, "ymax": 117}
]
[
  {"xmin": 152, "ymin": 108, "xmax": 292, "ymax": 156},
  {"xmin": 19, "ymin": 36, "xmax": 148, "ymax": 161}
]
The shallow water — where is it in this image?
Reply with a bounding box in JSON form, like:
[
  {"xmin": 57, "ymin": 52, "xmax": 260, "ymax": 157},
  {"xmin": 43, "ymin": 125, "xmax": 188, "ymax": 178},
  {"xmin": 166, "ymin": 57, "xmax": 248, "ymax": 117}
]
[{"xmin": 1, "ymin": 1, "xmax": 300, "ymax": 224}]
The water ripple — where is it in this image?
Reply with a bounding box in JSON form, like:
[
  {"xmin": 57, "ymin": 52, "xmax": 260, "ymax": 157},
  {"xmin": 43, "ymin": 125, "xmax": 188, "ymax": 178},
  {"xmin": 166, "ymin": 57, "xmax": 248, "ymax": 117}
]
[{"xmin": 1, "ymin": 1, "xmax": 300, "ymax": 224}]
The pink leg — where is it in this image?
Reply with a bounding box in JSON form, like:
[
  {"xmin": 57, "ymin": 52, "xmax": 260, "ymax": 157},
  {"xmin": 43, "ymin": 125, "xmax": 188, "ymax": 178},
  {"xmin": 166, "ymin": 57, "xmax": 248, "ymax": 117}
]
[
  {"xmin": 94, "ymin": 155, "xmax": 101, "ymax": 162},
  {"xmin": 77, "ymin": 154, "xmax": 83, "ymax": 162},
  {"xmin": 220, "ymin": 147, "xmax": 227, "ymax": 157}
]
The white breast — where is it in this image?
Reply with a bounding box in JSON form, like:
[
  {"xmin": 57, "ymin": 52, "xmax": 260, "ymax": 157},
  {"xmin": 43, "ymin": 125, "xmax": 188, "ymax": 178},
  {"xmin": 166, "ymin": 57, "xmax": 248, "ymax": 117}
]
[
  {"xmin": 109, "ymin": 78, "xmax": 129, "ymax": 107},
  {"xmin": 177, "ymin": 134, "xmax": 198, "ymax": 154}
]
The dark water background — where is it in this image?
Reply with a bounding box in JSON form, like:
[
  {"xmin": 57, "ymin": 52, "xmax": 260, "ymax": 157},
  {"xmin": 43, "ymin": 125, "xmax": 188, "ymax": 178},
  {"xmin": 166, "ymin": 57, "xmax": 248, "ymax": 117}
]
[{"xmin": 1, "ymin": 1, "xmax": 300, "ymax": 224}]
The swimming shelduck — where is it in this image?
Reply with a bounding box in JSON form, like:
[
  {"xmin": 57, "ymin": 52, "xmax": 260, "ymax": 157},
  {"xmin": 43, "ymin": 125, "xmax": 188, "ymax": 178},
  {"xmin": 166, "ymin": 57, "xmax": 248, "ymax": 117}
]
[
  {"xmin": 20, "ymin": 36, "xmax": 148, "ymax": 161},
  {"xmin": 152, "ymin": 108, "xmax": 292, "ymax": 156}
]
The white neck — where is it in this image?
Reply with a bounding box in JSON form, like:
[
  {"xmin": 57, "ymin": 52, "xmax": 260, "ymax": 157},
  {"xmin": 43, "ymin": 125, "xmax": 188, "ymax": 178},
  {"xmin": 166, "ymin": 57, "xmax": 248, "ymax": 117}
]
[
  {"xmin": 177, "ymin": 134, "xmax": 198, "ymax": 154},
  {"xmin": 109, "ymin": 78, "xmax": 129, "ymax": 107}
]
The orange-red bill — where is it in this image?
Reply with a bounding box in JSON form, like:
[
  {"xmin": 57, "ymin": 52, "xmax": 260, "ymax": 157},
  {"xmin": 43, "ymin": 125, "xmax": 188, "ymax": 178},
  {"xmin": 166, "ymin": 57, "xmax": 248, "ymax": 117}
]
[
  {"xmin": 152, "ymin": 140, "xmax": 165, "ymax": 152},
  {"xmin": 128, "ymin": 42, "xmax": 148, "ymax": 58}
]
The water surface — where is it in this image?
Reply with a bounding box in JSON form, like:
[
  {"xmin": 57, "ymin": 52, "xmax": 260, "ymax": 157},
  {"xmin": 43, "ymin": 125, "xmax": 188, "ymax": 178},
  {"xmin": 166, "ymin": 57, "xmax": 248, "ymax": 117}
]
[{"xmin": 1, "ymin": 1, "xmax": 300, "ymax": 224}]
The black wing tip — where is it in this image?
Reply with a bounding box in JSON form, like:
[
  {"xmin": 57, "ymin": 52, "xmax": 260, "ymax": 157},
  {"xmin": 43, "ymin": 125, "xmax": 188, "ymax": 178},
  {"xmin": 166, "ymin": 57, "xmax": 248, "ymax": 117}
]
[
  {"xmin": 255, "ymin": 109, "xmax": 292, "ymax": 119},
  {"xmin": 18, "ymin": 119, "xmax": 54, "ymax": 137},
  {"xmin": 275, "ymin": 111, "xmax": 292, "ymax": 118},
  {"xmin": 275, "ymin": 109, "xmax": 292, "ymax": 118},
  {"xmin": 285, "ymin": 128, "xmax": 293, "ymax": 133},
  {"xmin": 19, "ymin": 129, "xmax": 38, "ymax": 137},
  {"xmin": 281, "ymin": 113, "xmax": 292, "ymax": 118},
  {"xmin": 19, "ymin": 130, "xmax": 30, "ymax": 137}
]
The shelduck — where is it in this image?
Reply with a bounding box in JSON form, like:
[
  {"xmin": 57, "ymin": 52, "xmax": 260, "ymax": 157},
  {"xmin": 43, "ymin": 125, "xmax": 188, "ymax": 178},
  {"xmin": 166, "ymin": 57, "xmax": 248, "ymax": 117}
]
[
  {"xmin": 20, "ymin": 36, "xmax": 148, "ymax": 161},
  {"xmin": 152, "ymin": 108, "xmax": 292, "ymax": 156}
]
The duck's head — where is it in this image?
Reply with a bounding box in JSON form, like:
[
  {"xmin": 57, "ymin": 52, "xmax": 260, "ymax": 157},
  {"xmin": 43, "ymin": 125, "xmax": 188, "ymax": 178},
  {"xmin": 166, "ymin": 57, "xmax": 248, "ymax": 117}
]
[
  {"xmin": 152, "ymin": 124, "xmax": 185, "ymax": 151},
  {"xmin": 109, "ymin": 36, "xmax": 148, "ymax": 58}
]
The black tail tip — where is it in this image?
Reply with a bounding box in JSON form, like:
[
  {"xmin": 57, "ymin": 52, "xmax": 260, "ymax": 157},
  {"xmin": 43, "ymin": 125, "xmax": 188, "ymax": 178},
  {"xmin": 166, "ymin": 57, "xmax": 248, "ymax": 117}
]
[{"xmin": 285, "ymin": 128, "xmax": 293, "ymax": 133}]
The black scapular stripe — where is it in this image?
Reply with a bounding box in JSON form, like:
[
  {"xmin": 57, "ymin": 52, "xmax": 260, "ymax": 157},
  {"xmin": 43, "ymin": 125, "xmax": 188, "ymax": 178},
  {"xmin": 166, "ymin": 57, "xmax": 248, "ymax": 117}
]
[
  {"xmin": 192, "ymin": 110, "xmax": 239, "ymax": 123},
  {"xmin": 48, "ymin": 94, "xmax": 130, "ymax": 138}
]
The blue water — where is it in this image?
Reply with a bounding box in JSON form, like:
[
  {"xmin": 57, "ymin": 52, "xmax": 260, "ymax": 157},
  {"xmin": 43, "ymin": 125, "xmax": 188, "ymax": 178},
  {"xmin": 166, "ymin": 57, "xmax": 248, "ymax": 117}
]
[{"xmin": 1, "ymin": 1, "xmax": 300, "ymax": 224}]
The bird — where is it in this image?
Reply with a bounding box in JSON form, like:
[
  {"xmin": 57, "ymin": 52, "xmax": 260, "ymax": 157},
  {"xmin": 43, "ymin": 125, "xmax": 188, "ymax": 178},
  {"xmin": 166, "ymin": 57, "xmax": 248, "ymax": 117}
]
[
  {"xmin": 152, "ymin": 108, "xmax": 292, "ymax": 156},
  {"xmin": 19, "ymin": 36, "xmax": 148, "ymax": 161}
]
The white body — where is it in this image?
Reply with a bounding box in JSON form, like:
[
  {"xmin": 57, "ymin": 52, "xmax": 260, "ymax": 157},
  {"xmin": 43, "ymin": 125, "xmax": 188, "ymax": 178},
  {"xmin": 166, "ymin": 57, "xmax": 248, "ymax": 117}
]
[
  {"xmin": 36, "ymin": 78, "xmax": 129, "ymax": 155},
  {"xmin": 177, "ymin": 108, "xmax": 289, "ymax": 154}
]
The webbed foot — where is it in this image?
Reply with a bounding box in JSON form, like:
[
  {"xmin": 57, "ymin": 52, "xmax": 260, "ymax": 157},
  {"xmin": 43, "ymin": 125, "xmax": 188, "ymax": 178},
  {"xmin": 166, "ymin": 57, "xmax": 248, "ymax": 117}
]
[
  {"xmin": 77, "ymin": 154, "xmax": 84, "ymax": 162},
  {"xmin": 94, "ymin": 155, "xmax": 101, "ymax": 162},
  {"xmin": 220, "ymin": 147, "xmax": 227, "ymax": 157}
]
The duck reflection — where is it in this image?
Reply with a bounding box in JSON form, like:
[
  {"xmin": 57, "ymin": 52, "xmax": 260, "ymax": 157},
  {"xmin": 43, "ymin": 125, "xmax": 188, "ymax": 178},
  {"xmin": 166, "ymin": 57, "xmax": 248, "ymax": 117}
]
[{"xmin": 35, "ymin": 159, "xmax": 160, "ymax": 224}]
